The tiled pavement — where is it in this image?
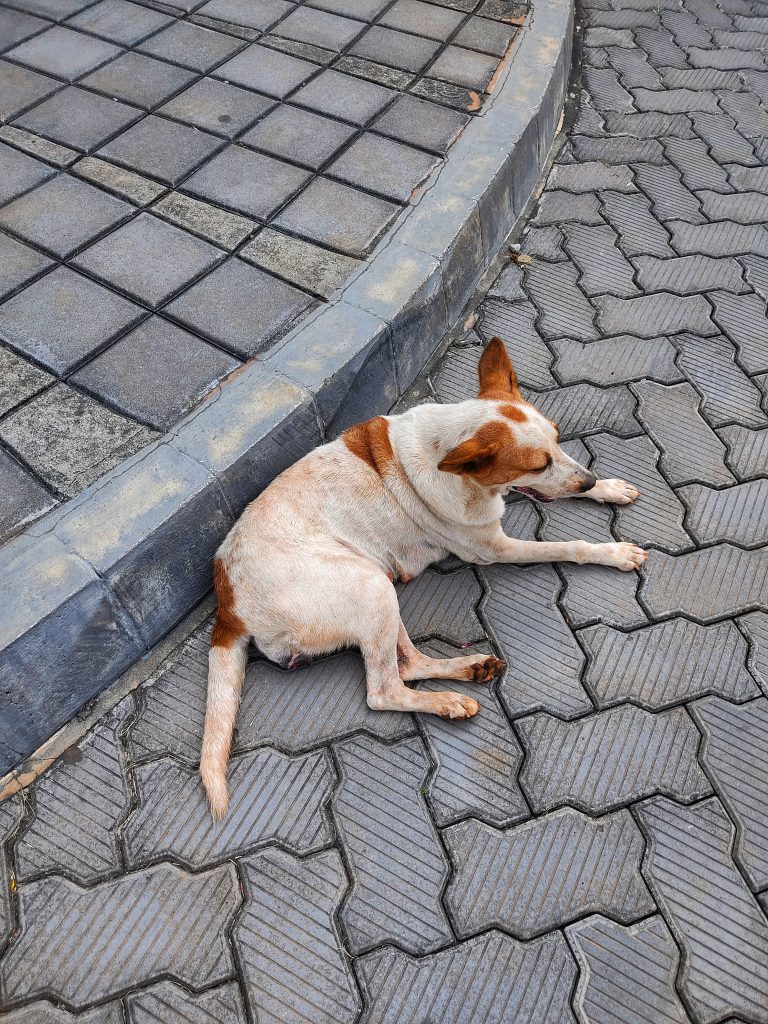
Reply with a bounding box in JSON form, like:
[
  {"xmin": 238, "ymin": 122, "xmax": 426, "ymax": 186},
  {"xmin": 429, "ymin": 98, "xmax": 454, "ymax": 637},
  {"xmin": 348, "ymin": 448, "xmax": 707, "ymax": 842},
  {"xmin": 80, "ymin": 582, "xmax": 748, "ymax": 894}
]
[
  {"xmin": 4, "ymin": 0, "xmax": 768, "ymax": 1020},
  {"xmin": 0, "ymin": 0, "xmax": 526, "ymax": 544}
]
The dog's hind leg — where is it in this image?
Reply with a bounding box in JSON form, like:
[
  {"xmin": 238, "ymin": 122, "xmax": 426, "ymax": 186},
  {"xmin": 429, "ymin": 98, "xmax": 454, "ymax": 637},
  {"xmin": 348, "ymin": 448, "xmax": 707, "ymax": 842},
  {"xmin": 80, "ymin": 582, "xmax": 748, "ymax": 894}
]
[{"xmin": 396, "ymin": 621, "xmax": 506, "ymax": 684}]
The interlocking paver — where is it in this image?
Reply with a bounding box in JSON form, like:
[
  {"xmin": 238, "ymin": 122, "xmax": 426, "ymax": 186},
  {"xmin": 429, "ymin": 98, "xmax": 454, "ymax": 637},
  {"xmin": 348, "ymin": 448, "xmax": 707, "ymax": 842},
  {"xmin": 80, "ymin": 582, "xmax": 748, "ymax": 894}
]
[
  {"xmin": 720, "ymin": 422, "xmax": 768, "ymax": 480},
  {"xmin": 635, "ymin": 796, "xmax": 768, "ymax": 1024},
  {"xmin": 357, "ymin": 931, "xmax": 578, "ymax": 1024},
  {"xmin": 518, "ymin": 704, "xmax": 710, "ymax": 814},
  {"xmin": 567, "ymin": 915, "xmax": 691, "ymax": 1024},
  {"xmin": 550, "ymin": 161, "xmax": 635, "ymax": 193},
  {"xmin": 538, "ymin": 488, "xmax": 614, "ymax": 544},
  {"xmin": 235, "ymin": 848, "xmax": 361, "ymax": 1024},
  {"xmin": 675, "ymin": 334, "xmax": 767, "ymax": 428},
  {"xmin": 126, "ymin": 982, "xmax": 246, "ymax": 1024},
  {"xmin": 595, "ymin": 292, "xmax": 715, "ymax": 339},
  {"xmin": 572, "ymin": 135, "xmax": 664, "ymax": 164},
  {"xmin": 699, "ymin": 189, "xmax": 768, "ymax": 225},
  {"xmin": 524, "ymin": 383, "xmax": 639, "ymax": 437},
  {"xmin": 559, "ymin": 562, "xmax": 648, "ymax": 629},
  {"xmin": 603, "ymin": 111, "xmax": 696, "ymax": 139},
  {"xmin": 524, "ymin": 259, "xmax": 599, "ymax": 340},
  {"xmin": 583, "ymin": 66, "xmax": 635, "ymax": 110},
  {"xmin": 550, "ymin": 335, "xmax": 680, "ymax": 385},
  {"xmin": 397, "ymin": 567, "xmax": 484, "ymax": 643},
  {"xmin": 476, "ymin": 302, "xmax": 555, "ymax": 387},
  {"xmin": 444, "ymin": 808, "xmax": 653, "ymax": 939},
  {"xmin": 332, "ymin": 734, "xmax": 452, "ymax": 954},
  {"xmin": 740, "ymin": 610, "xmax": 768, "ymax": 692},
  {"xmin": 710, "ymin": 290, "xmax": 768, "ymax": 374},
  {"xmin": 0, "ymin": 796, "xmax": 23, "ymax": 946},
  {"xmin": 669, "ymin": 219, "xmax": 768, "ymax": 256},
  {"xmin": 0, "ymin": 862, "xmax": 240, "ymax": 1008},
  {"xmin": 532, "ymin": 189, "xmax": 603, "ymax": 227},
  {"xmin": 581, "ymin": 617, "xmax": 758, "ymax": 709},
  {"xmin": 680, "ymin": 479, "xmax": 768, "ymax": 547},
  {"xmin": 691, "ymin": 696, "xmax": 768, "ymax": 891},
  {"xmin": 124, "ymin": 748, "xmax": 333, "ymax": 867},
  {"xmin": 561, "ymin": 222, "xmax": 638, "ymax": 297},
  {"xmin": 601, "ymin": 191, "xmax": 673, "ymax": 257},
  {"xmin": 634, "ymin": 254, "xmax": 747, "ymax": 295},
  {"xmin": 691, "ymin": 111, "xmax": 757, "ymax": 167},
  {"xmin": 633, "ymin": 162, "xmax": 704, "ymax": 224}
]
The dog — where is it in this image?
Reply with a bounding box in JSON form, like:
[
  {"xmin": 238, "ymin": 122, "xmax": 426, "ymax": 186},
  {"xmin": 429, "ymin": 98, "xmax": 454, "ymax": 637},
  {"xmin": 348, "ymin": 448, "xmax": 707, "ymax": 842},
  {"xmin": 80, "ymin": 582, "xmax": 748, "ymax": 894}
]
[{"xmin": 200, "ymin": 336, "xmax": 646, "ymax": 816}]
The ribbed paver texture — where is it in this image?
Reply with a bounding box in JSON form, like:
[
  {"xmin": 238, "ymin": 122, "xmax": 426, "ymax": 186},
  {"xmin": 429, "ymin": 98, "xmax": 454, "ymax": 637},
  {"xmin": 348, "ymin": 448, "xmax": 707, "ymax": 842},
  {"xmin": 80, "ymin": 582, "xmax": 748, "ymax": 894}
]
[{"xmin": 3, "ymin": 0, "xmax": 768, "ymax": 1019}]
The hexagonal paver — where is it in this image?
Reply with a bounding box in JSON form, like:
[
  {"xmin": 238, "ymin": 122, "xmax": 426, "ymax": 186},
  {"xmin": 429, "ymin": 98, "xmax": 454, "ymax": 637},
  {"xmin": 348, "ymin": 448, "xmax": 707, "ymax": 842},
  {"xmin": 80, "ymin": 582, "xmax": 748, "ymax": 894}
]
[
  {"xmin": 444, "ymin": 807, "xmax": 653, "ymax": 939},
  {"xmin": 235, "ymin": 848, "xmax": 361, "ymax": 1024},
  {"xmin": 5, "ymin": 25, "xmax": 120, "ymax": 81},
  {"xmin": 332, "ymin": 734, "xmax": 452, "ymax": 955},
  {"xmin": 13, "ymin": 86, "xmax": 142, "ymax": 152},
  {"xmin": 240, "ymin": 104, "xmax": 355, "ymax": 169},
  {"xmin": 0, "ymin": 862, "xmax": 240, "ymax": 1009},
  {"xmin": 517, "ymin": 704, "xmax": 710, "ymax": 814},
  {"xmin": 635, "ymin": 796, "xmax": 768, "ymax": 1024},
  {"xmin": 98, "ymin": 115, "xmax": 225, "ymax": 186},
  {"xmin": 124, "ymin": 748, "xmax": 334, "ymax": 868}
]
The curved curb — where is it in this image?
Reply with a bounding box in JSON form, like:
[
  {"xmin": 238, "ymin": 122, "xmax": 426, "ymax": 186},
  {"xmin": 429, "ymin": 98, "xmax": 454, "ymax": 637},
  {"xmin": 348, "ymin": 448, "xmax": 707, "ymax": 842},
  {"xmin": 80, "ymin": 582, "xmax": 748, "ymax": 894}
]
[{"xmin": 0, "ymin": 0, "xmax": 575, "ymax": 775}]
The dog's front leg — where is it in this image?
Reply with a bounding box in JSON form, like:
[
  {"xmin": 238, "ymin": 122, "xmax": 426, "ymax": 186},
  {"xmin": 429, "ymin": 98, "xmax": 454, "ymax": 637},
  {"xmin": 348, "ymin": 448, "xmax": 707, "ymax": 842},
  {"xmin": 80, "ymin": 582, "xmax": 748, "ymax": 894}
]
[
  {"xmin": 571, "ymin": 478, "xmax": 640, "ymax": 504},
  {"xmin": 467, "ymin": 526, "xmax": 647, "ymax": 571}
]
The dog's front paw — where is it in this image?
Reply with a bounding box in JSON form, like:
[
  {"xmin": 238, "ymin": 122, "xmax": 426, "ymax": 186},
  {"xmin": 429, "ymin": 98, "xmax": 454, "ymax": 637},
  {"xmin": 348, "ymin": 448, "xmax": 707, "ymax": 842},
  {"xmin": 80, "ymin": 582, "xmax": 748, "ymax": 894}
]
[
  {"xmin": 590, "ymin": 479, "xmax": 640, "ymax": 504},
  {"xmin": 597, "ymin": 542, "xmax": 648, "ymax": 571},
  {"xmin": 433, "ymin": 692, "xmax": 481, "ymax": 719}
]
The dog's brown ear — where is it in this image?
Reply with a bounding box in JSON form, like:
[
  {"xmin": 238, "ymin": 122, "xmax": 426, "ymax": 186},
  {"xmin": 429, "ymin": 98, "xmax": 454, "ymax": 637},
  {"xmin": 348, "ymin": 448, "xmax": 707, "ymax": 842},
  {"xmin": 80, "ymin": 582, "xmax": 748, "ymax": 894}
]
[
  {"xmin": 438, "ymin": 435, "xmax": 500, "ymax": 476},
  {"xmin": 477, "ymin": 336, "xmax": 521, "ymax": 400}
]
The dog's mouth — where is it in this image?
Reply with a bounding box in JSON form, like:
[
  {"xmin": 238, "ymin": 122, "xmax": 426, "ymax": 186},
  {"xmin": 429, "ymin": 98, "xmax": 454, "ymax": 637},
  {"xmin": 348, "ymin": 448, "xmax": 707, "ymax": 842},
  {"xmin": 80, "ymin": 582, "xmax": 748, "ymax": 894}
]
[{"xmin": 513, "ymin": 485, "xmax": 556, "ymax": 503}]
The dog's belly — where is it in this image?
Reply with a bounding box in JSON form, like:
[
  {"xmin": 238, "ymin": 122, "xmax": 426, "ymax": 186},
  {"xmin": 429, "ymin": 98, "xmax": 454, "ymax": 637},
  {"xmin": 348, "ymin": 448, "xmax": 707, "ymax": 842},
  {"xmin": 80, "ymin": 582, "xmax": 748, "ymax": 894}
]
[{"xmin": 386, "ymin": 541, "xmax": 446, "ymax": 581}]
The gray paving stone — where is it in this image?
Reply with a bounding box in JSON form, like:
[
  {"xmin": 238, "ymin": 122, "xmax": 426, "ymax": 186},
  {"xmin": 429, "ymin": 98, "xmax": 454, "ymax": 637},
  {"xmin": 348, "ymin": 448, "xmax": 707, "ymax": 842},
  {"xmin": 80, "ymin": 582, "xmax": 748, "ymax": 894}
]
[
  {"xmin": 520, "ymin": 225, "xmax": 567, "ymax": 259},
  {"xmin": 0, "ymin": 796, "xmax": 23, "ymax": 946},
  {"xmin": 72, "ymin": 157, "xmax": 167, "ymax": 207},
  {"xmin": 605, "ymin": 44, "xmax": 662, "ymax": 88},
  {"xmin": 240, "ymin": 227, "xmax": 360, "ymax": 298},
  {"xmin": 126, "ymin": 982, "xmax": 247, "ymax": 1024},
  {"xmin": 679, "ymin": 479, "xmax": 768, "ymax": 547},
  {"xmin": 583, "ymin": 66, "xmax": 635, "ymax": 111},
  {"xmin": 740, "ymin": 610, "xmax": 768, "ymax": 693},
  {"xmin": 372, "ymin": 93, "xmax": 469, "ymax": 153},
  {"xmin": 151, "ymin": 191, "xmax": 253, "ymax": 250},
  {"xmin": 195, "ymin": 0, "xmax": 293, "ymax": 31},
  {"xmin": 5, "ymin": 25, "xmax": 120, "ymax": 82},
  {"xmin": 719, "ymin": 422, "xmax": 768, "ymax": 480},
  {"xmin": 0, "ymin": 382, "xmax": 156, "ymax": 498},
  {"xmin": 158, "ymin": 77, "xmax": 274, "ymax": 139},
  {"xmin": 604, "ymin": 111, "xmax": 697, "ymax": 140},
  {"xmin": 486, "ymin": 261, "xmax": 525, "ymax": 302},
  {"xmin": 719, "ymin": 90, "xmax": 768, "ymax": 139},
  {"xmin": 567, "ymin": 914, "xmax": 692, "ymax": 1024},
  {"xmin": 81, "ymin": 51, "xmax": 198, "ymax": 110},
  {"xmin": 410, "ymin": 75, "xmax": 485, "ymax": 111},
  {"xmin": 691, "ymin": 111, "xmax": 757, "ymax": 167},
  {"xmin": 710, "ymin": 290, "xmax": 768, "ymax": 373},
  {"xmin": 1, "ymin": 999, "xmax": 120, "ymax": 1022},
  {"xmin": 0, "ymin": 60, "xmax": 58, "ymax": 122},
  {"xmin": 562, "ymin": 222, "xmax": 639, "ymax": 297},
  {"xmin": 589, "ymin": 432, "xmax": 690, "ymax": 552},
  {"xmin": 333, "ymin": 734, "xmax": 452, "ymax": 954},
  {"xmin": 549, "ymin": 161, "xmax": 635, "ymax": 193},
  {"xmin": 0, "ymin": 231, "xmax": 52, "ymax": 301},
  {"xmin": 165, "ymin": 257, "xmax": 313, "ymax": 358},
  {"xmin": 137, "ymin": 20, "xmax": 245, "ymax": 72},
  {"xmin": 581, "ymin": 617, "xmax": 757, "ymax": 710},
  {"xmin": 601, "ymin": 191, "xmax": 673, "ymax": 257},
  {"xmin": 68, "ymin": 0, "xmax": 173, "ymax": 45},
  {"xmin": 634, "ymin": 26, "xmax": 688, "ymax": 67},
  {"xmin": 213, "ymin": 41, "xmax": 315, "ymax": 98},
  {"xmin": 0, "ymin": 174, "xmax": 132, "ymax": 259},
  {"xmin": 481, "ymin": 562, "xmax": 592, "ymax": 719},
  {"xmin": 741, "ymin": 253, "xmax": 768, "ymax": 301},
  {"xmin": 559, "ymin": 562, "xmax": 648, "ymax": 629},
  {"xmin": 573, "ymin": 137, "xmax": 666, "ymax": 168},
  {"xmin": 72, "ymin": 316, "xmax": 239, "ymax": 431},
  {"xmin": 73, "ymin": 212, "xmax": 225, "ymax": 309},
  {"xmin": 501, "ymin": 493, "xmax": 541, "ymax": 541},
  {"xmin": 333, "ymin": 53, "xmax": 415, "ymax": 90},
  {"xmin": 538, "ymin": 489, "xmax": 614, "ymax": 544},
  {"xmin": 663, "ymin": 66, "xmax": 741, "ymax": 89},
  {"xmin": 0, "ymin": 265, "xmax": 144, "ymax": 375},
  {"xmin": 98, "ymin": 115, "xmax": 225, "ymax": 186},
  {"xmin": 518, "ymin": 704, "xmax": 710, "ymax": 814},
  {"xmin": 633, "ymin": 162, "xmax": 704, "ymax": 224},
  {"xmin": 444, "ymin": 807, "xmax": 653, "ymax": 939},
  {"xmin": 586, "ymin": 26, "xmax": 633, "ymax": 46},
  {"xmin": 241, "ymin": 104, "xmax": 355, "ymax": 170},
  {"xmin": 525, "ymin": 383, "xmax": 638, "ymax": 438},
  {"xmin": 380, "ymin": 0, "xmax": 464, "ymax": 40},
  {"xmin": 699, "ymin": 190, "xmax": 768, "ymax": 226},
  {"xmin": 350, "ymin": 25, "xmax": 441, "ymax": 74},
  {"xmin": 0, "ymin": 8, "xmax": 49, "ymax": 53},
  {"xmin": 690, "ymin": 696, "xmax": 768, "ymax": 892},
  {"xmin": 0, "ymin": 124, "xmax": 78, "ymax": 167},
  {"xmin": 476, "ymin": 302, "xmax": 556, "ymax": 388},
  {"xmin": 328, "ymin": 132, "xmax": 440, "ymax": 203},
  {"xmin": 276, "ymin": 5, "xmax": 364, "ymax": 51},
  {"xmin": 596, "ymin": 293, "xmax": 715, "ymax": 339},
  {"xmin": 633, "ymin": 380, "xmax": 735, "ymax": 486},
  {"xmin": 689, "ymin": 44, "xmax": 766, "ymax": 68},
  {"xmin": 665, "ymin": 136, "xmax": 735, "ymax": 194},
  {"xmin": 635, "ymin": 796, "xmax": 768, "ymax": 1024},
  {"xmin": 273, "ymin": 176, "xmax": 400, "ymax": 257},
  {"xmin": 234, "ymin": 848, "xmax": 360, "ymax": 1024},
  {"xmin": 640, "ymin": 544, "xmax": 768, "ymax": 621},
  {"xmin": 0, "ymin": 142, "xmax": 54, "ymax": 206},
  {"xmin": 634, "ymin": 86, "xmax": 720, "ymax": 114},
  {"xmin": 292, "ymin": 68, "xmax": 396, "ymax": 125},
  {"xmin": 550, "ymin": 335, "xmax": 680, "ymax": 385},
  {"xmin": 524, "ymin": 260, "xmax": 599, "ymax": 340},
  {"xmin": 669, "ymin": 220, "xmax": 768, "ymax": 257},
  {"xmin": 357, "ymin": 930, "xmax": 578, "ymax": 1024},
  {"xmin": 0, "ymin": 862, "xmax": 240, "ymax": 1008},
  {"xmin": 634, "ymin": 255, "xmax": 747, "ymax": 295},
  {"xmin": 428, "ymin": 44, "xmax": 498, "ymax": 91},
  {"xmin": 532, "ymin": 190, "xmax": 603, "ymax": 227},
  {"xmin": 125, "ymin": 748, "xmax": 333, "ymax": 867},
  {"xmin": 0, "ymin": 348, "xmax": 51, "ymax": 420},
  {"xmin": 676, "ymin": 334, "xmax": 767, "ymax": 429},
  {"xmin": 396, "ymin": 566, "xmax": 484, "ymax": 644}
]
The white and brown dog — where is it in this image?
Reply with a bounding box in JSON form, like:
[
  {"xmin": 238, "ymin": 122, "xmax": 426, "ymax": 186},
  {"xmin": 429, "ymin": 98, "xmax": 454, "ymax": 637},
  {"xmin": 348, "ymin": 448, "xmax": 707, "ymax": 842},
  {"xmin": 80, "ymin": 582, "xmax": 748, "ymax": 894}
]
[{"xmin": 201, "ymin": 337, "xmax": 646, "ymax": 816}]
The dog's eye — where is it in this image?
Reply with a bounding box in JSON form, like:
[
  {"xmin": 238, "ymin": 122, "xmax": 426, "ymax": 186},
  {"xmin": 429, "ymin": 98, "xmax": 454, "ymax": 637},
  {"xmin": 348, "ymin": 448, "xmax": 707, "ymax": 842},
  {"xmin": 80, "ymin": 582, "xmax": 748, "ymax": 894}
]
[{"xmin": 531, "ymin": 456, "xmax": 552, "ymax": 473}]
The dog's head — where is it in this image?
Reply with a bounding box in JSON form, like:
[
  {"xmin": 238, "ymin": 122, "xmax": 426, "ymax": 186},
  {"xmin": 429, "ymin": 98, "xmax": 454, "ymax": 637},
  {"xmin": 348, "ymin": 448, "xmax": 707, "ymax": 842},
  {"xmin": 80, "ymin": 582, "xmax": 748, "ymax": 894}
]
[{"xmin": 437, "ymin": 337, "xmax": 596, "ymax": 501}]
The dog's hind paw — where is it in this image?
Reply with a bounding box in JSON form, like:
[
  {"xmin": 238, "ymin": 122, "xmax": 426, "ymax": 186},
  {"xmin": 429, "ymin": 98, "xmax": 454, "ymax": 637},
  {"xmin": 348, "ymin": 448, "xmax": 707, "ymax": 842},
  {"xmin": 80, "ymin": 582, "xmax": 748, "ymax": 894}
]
[
  {"xmin": 433, "ymin": 692, "xmax": 481, "ymax": 719},
  {"xmin": 468, "ymin": 656, "xmax": 507, "ymax": 683}
]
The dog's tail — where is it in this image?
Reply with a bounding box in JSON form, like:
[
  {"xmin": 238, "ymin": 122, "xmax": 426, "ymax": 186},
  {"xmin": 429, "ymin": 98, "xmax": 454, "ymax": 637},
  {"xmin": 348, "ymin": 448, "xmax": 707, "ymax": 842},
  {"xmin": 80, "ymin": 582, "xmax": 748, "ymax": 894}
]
[{"xmin": 200, "ymin": 559, "xmax": 249, "ymax": 819}]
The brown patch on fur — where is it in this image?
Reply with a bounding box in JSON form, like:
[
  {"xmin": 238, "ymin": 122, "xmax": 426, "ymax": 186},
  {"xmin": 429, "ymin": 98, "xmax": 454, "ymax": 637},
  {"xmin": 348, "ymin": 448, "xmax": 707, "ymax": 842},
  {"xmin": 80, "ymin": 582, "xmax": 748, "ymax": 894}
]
[
  {"xmin": 438, "ymin": 421, "xmax": 548, "ymax": 486},
  {"xmin": 500, "ymin": 402, "xmax": 527, "ymax": 422},
  {"xmin": 466, "ymin": 656, "xmax": 507, "ymax": 683},
  {"xmin": 343, "ymin": 416, "xmax": 395, "ymax": 477},
  {"xmin": 211, "ymin": 558, "xmax": 247, "ymax": 648},
  {"xmin": 477, "ymin": 336, "xmax": 522, "ymax": 401}
]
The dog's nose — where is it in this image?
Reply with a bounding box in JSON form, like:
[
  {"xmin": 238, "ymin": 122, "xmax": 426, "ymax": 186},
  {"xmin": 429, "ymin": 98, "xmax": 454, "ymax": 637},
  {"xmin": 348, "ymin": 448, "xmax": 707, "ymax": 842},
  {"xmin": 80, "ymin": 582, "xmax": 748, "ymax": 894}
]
[{"xmin": 577, "ymin": 472, "xmax": 597, "ymax": 493}]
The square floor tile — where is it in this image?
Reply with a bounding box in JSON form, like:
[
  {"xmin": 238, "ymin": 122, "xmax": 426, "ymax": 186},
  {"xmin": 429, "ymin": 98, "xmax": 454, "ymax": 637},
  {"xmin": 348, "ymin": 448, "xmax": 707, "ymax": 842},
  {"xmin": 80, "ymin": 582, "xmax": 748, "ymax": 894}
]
[
  {"xmin": 350, "ymin": 25, "xmax": 441, "ymax": 74},
  {"xmin": 0, "ymin": 265, "xmax": 144, "ymax": 373},
  {"xmin": 380, "ymin": 0, "xmax": 465, "ymax": 40},
  {"xmin": 454, "ymin": 15, "xmax": 516, "ymax": 56},
  {"xmin": 213, "ymin": 43, "xmax": 316, "ymax": 98},
  {"xmin": 5, "ymin": 25, "xmax": 121, "ymax": 81},
  {"xmin": 97, "ymin": 115, "xmax": 225, "ymax": 185},
  {"xmin": 0, "ymin": 8, "xmax": 50, "ymax": 53},
  {"xmin": 0, "ymin": 344, "xmax": 53, "ymax": 416},
  {"xmin": 2, "ymin": 0, "xmax": 92, "ymax": 20},
  {"xmin": 373, "ymin": 93, "xmax": 469, "ymax": 153},
  {"xmin": 292, "ymin": 68, "xmax": 396, "ymax": 125},
  {"xmin": 0, "ymin": 174, "xmax": 133, "ymax": 258},
  {"xmin": 158, "ymin": 78, "xmax": 274, "ymax": 137},
  {"xmin": 183, "ymin": 144, "xmax": 311, "ymax": 219},
  {"xmin": 71, "ymin": 315, "xmax": 240, "ymax": 429},
  {"xmin": 308, "ymin": 0, "xmax": 389, "ymax": 17},
  {"xmin": 328, "ymin": 132, "xmax": 439, "ymax": 201},
  {"xmin": 0, "ymin": 141, "xmax": 54, "ymax": 205},
  {"xmin": 138, "ymin": 20, "xmax": 246, "ymax": 72},
  {"xmin": 275, "ymin": 6, "xmax": 365, "ymax": 52},
  {"xmin": 72, "ymin": 212, "xmax": 225, "ymax": 308},
  {"xmin": 273, "ymin": 175, "xmax": 399, "ymax": 256},
  {"xmin": 0, "ymin": 60, "xmax": 58, "ymax": 123},
  {"xmin": 67, "ymin": 0, "xmax": 173, "ymax": 45},
  {"xmin": 195, "ymin": 0, "xmax": 293, "ymax": 32},
  {"xmin": 165, "ymin": 257, "xmax": 314, "ymax": 357},
  {"xmin": 14, "ymin": 86, "xmax": 142, "ymax": 152},
  {"xmin": 0, "ymin": 230, "xmax": 53, "ymax": 299},
  {"xmin": 428, "ymin": 44, "xmax": 498, "ymax": 90},
  {"xmin": 0, "ymin": 447, "xmax": 56, "ymax": 543},
  {"xmin": 81, "ymin": 51, "xmax": 197, "ymax": 109},
  {"xmin": 240, "ymin": 104, "xmax": 355, "ymax": 169}
]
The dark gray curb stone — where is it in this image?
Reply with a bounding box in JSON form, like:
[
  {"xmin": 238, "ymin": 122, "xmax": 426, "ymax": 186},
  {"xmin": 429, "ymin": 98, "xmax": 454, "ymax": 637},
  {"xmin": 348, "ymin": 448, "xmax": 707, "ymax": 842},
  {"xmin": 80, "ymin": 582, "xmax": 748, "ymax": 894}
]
[{"xmin": 0, "ymin": 0, "xmax": 575, "ymax": 776}]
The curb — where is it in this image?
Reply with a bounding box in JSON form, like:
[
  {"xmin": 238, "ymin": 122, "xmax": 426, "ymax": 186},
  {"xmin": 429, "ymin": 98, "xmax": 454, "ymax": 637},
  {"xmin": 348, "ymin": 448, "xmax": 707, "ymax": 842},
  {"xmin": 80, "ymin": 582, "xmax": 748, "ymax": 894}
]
[{"xmin": 0, "ymin": 0, "xmax": 575, "ymax": 775}]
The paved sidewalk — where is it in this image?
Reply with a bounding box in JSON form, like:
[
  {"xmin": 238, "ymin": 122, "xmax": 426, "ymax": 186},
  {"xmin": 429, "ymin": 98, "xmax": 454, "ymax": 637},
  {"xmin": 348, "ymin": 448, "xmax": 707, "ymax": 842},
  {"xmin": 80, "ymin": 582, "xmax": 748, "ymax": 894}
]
[{"xmin": 3, "ymin": 0, "xmax": 768, "ymax": 1020}]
